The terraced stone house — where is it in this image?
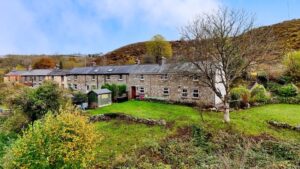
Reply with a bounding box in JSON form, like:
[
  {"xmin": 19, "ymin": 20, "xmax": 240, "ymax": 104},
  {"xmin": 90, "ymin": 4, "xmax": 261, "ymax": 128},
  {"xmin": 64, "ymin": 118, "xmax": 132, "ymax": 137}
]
[{"xmin": 4, "ymin": 61, "xmax": 225, "ymax": 106}]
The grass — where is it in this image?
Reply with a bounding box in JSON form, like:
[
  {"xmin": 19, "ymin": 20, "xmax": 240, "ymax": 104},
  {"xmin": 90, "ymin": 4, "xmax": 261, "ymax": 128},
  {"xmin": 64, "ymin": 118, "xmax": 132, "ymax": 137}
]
[{"xmin": 89, "ymin": 101, "xmax": 300, "ymax": 164}]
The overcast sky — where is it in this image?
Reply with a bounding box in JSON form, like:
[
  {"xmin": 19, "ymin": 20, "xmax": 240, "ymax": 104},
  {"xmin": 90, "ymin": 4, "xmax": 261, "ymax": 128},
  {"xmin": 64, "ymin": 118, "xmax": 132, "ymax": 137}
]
[{"xmin": 0, "ymin": 0, "xmax": 299, "ymax": 55}]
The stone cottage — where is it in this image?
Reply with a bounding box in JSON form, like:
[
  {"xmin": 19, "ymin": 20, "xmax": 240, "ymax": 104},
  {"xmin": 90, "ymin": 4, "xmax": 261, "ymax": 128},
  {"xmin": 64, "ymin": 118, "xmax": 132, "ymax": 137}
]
[{"xmin": 4, "ymin": 61, "xmax": 225, "ymax": 106}]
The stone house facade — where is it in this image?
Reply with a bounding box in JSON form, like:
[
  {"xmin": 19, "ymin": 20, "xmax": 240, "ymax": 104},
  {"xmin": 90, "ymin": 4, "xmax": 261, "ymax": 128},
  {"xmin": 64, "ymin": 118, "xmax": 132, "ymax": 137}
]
[{"xmin": 4, "ymin": 63, "xmax": 224, "ymax": 106}]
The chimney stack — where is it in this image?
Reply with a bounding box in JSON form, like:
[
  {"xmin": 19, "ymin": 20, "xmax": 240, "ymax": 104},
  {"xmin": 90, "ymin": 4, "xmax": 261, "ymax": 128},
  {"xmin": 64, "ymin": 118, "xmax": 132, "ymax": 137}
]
[
  {"xmin": 161, "ymin": 57, "xmax": 166, "ymax": 65},
  {"xmin": 136, "ymin": 58, "xmax": 141, "ymax": 65},
  {"xmin": 28, "ymin": 64, "xmax": 32, "ymax": 71}
]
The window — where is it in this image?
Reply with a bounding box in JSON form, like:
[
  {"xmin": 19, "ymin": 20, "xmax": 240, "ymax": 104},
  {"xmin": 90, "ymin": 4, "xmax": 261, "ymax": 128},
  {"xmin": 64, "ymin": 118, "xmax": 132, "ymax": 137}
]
[
  {"xmin": 140, "ymin": 74, "xmax": 144, "ymax": 80},
  {"xmin": 182, "ymin": 89, "xmax": 188, "ymax": 97},
  {"xmin": 74, "ymin": 75, "xmax": 78, "ymax": 81},
  {"xmin": 119, "ymin": 75, "xmax": 123, "ymax": 80},
  {"xmin": 163, "ymin": 87, "xmax": 169, "ymax": 96},
  {"xmin": 106, "ymin": 75, "xmax": 110, "ymax": 80},
  {"xmin": 61, "ymin": 75, "xmax": 64, "ymax": 81},
  {"xmin": 139, "ymin": 86, "xmax": 145, "ymax": 94},
  {"xmin": 86, "ymin": 85, "xmax": 90, "ymax": 91},
  {"xmin": 74, "ymin": 84, "xmax": 78, "ymax": 89},
  {"xmin": 92, "ymin": 75, "xmax": 96, "ymax": 80},
  {"xmin": 92, "ymin": 85, "xmax": 97, "ymax": 90},
  {"xmin": 193, "ymin": 76, "xmax": 199, "ymax": 81},
  {"xmin": 192, "ymin": 89, "xmax": 199, "ymax": 98},
  {"xmin": 51, "ymin": 76, "xmax": 54, "ymax": 80},
  {"xmin": 33, "ymin": 76, "xmax": 36, "ymax": 81},
  {"xmin": 25, "ymin": 76, "xmax": 28, "ymax": 81},
  {"xmin": 161, "ymin": 74, "xmax": 168, "ymax": 80}
]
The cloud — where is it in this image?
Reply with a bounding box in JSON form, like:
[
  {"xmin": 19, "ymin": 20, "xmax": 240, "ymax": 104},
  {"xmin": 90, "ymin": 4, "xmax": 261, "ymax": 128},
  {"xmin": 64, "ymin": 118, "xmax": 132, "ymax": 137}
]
[
  {"xmin": 86, "ymin": 0, "xmax": 220, "ymax": 27},
  {"xmin": 0, "ymin": 0, "xmax": 220, "ymax": 54},
  {"xmin": 0, "ymin": 1, "xmax": 50, "ymax": 54}
]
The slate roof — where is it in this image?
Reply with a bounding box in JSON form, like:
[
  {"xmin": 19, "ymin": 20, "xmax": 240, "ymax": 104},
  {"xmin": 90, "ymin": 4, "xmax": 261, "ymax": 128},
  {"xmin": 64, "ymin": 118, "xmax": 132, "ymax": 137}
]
[
  {"xmin": 6, "ymin": 62, "xmax": 209, "ymax": 77},
  {"xmin": 22, "ymin": 69, "xmax": 53, "ymax": 76},
  {"xmin": 90, "ymin": 89, "xmax": 112, "ymax": 95},
  {"xmin": 68, "ymin": 64, "xmax": 167, "ymax": 75},
  {"xmin": 5, "ymin": 70, "xmax": 27, "ymax": 76},
  {"xmin": 48, "ymin": 69, "xmax": 69, "ymax": 76}
]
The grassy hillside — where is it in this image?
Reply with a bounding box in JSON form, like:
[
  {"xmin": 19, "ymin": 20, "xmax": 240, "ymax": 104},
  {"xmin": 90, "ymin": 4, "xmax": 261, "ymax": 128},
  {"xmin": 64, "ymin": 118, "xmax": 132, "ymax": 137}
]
[
  {"xmin": 89, "ymin": 101, "xmax": 300, "ymax": 167},
  {"xmin": 100, "ymin": 19, "xmax": 300, "ymax": 65}
]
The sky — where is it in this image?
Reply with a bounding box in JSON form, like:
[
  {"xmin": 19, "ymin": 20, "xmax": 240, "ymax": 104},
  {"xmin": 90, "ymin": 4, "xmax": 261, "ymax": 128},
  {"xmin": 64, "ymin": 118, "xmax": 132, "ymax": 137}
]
[{"xmin": 0, "ymin": 0, "xmax": 299, "ymax": 55}]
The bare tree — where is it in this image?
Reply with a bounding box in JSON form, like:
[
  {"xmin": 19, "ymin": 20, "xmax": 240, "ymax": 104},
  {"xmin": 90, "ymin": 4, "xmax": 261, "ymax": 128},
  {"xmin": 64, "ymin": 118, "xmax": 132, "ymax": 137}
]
[{"xmin": 177, "ymin": 8, "xmax": 277, "ymax": 122}]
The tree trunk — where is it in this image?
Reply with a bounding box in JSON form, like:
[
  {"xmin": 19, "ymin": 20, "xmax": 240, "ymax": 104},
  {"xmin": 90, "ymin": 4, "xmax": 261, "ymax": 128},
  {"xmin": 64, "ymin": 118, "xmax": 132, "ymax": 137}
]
[{"xmin": 223, "ymin": 102, "xmax": 230, "ymax": 123}]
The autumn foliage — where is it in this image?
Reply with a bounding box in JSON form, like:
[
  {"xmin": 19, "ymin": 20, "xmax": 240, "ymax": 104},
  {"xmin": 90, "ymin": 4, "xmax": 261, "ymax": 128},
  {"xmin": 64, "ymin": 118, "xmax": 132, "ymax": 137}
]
[
  {"xmin": 2, "ymin": 111, "xmax": 100, "ymax": 169},
  {"xmin": 33, "ymin": 57, "xmax": 56, "ymax": 69}
]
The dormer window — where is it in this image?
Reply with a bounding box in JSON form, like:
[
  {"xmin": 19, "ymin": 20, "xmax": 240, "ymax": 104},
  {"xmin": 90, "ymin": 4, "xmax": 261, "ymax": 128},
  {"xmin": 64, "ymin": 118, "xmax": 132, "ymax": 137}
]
[
  {"xmin": 107, "ymin": 68, "xmax": 113, "ymax": 72},
  {"xmin": 161, "ymin": 74, "xmax": 168, "ymax": 80}
]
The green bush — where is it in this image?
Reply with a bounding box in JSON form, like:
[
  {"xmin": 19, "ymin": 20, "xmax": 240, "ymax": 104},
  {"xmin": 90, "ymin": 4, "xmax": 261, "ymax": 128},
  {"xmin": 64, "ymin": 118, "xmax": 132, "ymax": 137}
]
[
  {"xmin": 230, "ymin": 86, "xmax": 250, "ymax": 108},
  {"xmin": 277, "ymin": 84, "xmax": 298, "ymax": 97},
  {"xmin": 266, "ymin": 82, "xmax": 281, "ymax": 93},
  {"xmin": 101, "ymin": 84, "xmax": 127, "ymax": 100},
  {"xmin": 7, "ymin": 81, "xmax": 64, "ymax": 122},
  {"xmin": 270, "ymin": 95, "xmax": 300, "ymax": 104},
  {"xmin": 283, "ymin": 51, "xmax": 300, "ymax": 80},
  {"xmin": 1, "ymin": 111, "xmax": 99, "ymax": 169},
  {"xmin": 277, "ymin": 75, "xmax": 292, "ymax": 85},
  {"xmin": 1, "ymin": 112, "xmax": 29, "ymax": 133},
  {"xmin": 118, "ymin": 84, "xmax": 127, "ymax": 96},
  {"xmin": 0, "ymin": 132, "xmax": 17, "ymax": 160},
  {"xmin": 72, "ymin": 91, "xmax": 88, "ymax": 104},
  {"xmin": 250, "ymin": 84, "xmax": 270, "ymax": 103}
]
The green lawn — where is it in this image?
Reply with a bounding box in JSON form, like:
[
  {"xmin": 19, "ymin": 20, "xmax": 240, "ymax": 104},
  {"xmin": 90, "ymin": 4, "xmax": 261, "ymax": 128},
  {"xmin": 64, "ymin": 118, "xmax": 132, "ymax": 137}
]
[{"xmin": 89, "ymin": 101, "xmax": 300, "ymax": 164}]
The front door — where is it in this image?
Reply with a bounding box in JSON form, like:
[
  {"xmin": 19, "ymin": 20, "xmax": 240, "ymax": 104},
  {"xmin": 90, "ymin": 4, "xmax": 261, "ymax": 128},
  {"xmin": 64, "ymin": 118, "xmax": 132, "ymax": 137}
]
[{"xmin": 131, "ymin": 86, "xmax": 136, "ymax": 99}]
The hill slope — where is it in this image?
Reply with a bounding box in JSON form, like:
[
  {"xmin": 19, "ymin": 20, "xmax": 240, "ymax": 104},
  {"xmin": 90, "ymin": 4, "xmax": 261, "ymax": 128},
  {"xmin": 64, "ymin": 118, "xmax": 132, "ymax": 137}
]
[{"xmin": 99, "ymin": 19, "xmax": 300, "ymax": 65}]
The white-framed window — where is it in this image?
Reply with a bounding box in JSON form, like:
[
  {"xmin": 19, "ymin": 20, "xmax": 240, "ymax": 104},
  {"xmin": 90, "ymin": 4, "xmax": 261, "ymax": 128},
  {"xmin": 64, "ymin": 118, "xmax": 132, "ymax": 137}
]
[
  {"xmin": 140, "ymin": 74, "xmax": 144, "ymax": 80},
  {"xmin": 193, "ymin": 76, "xmax": 199, "ymax": 81},
  {"xmin": 182, "ymin": 88, "xmax": 188, "ymax": 97},
  {"xmin": 192, "ymin": 89, "xmax": 199, "ymax": 98},
  {"xmin": 119, "ymin": 74, "xmax": 123, "ymax": 80},
  {"xmin": 92, "ymin": 75, "xmax": 96, "ymax": 81},
  {"xmin": 139, "ymin": 86, "xmax": 145, "ymax": 94},
  {"xmin": 106, "ymin": 75, "xmax": 110, "ymax": 80},
  {"xmin": 74, "ymin": 75, "xmax": 78, "ymax": 81},
  {"xmin": 74, "ymin": 84, "xmax": 78, "ymax": 89},
  {"xmin": 161, "ymin": 74, "xmax": 168, "ymax": 80},
  {"xmin": 163, "ymin": 87, "xmax": 169, "ymax": 96}
]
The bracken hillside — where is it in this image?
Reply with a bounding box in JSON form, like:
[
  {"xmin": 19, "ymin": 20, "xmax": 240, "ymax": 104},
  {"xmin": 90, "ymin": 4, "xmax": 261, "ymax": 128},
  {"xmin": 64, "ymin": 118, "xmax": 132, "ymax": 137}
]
[{"xmin": 97, "ymin": 19, "xmax": 300, "ymax": 65}]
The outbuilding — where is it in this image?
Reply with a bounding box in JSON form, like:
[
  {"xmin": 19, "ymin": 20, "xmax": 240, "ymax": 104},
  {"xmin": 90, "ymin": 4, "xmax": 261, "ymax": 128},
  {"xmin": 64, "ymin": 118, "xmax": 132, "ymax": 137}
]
[{"xmin": 87, "ymin": 89, "xmax": 112, "ymax": 108}]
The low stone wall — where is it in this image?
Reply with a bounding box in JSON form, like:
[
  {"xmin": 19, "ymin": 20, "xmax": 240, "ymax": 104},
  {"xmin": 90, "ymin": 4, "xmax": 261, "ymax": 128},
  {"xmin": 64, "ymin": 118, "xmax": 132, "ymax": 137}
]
[
  {"xmin": 90, "ymin": 113, "xmax": 167, "ymax": 126},
  {"xmin": 267, "ymin": 120, "xmax": 300, "ymax": 132}
]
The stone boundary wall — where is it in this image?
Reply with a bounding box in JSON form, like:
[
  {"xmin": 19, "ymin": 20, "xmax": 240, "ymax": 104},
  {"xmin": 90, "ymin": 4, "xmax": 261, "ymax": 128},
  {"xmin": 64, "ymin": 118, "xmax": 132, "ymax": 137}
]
[{"xmin": 90, "ymin": 112, "xmax": 167, "ymax": 126}]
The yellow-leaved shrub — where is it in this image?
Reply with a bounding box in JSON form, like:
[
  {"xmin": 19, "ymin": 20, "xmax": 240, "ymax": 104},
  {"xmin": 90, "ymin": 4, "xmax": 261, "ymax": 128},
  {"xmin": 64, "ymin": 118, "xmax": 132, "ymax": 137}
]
[{"xmin": 2, "ymin": 111, "xmax": 100, "ymax": 169}]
